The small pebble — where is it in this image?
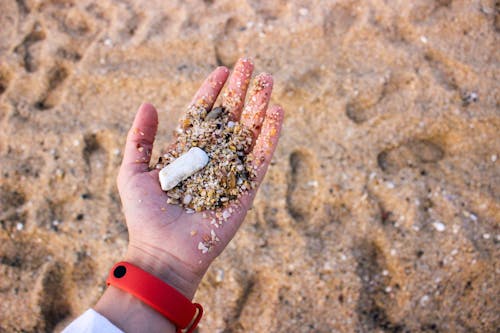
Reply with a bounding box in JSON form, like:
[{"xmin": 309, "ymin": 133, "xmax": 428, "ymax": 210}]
[
  {"xmin": 420, "ymin": 295, "xmax": 430, "ymax": 306},
  {"xmin": 462, "ymin": 91, "xmax": 479, "ymax": 105},
  {"xmin": 198, "ymin": 242, "xmax": 209, "ymax": 254},
  {"xmin": 432, "ymin": 221, "xmax": 446, "ymax": 232},
  {"xmin": 183, "ymin": 194, "xmax": 193, "ymax": 205},
  {"xmin": 299, "ymin": 7, "xmax": 309, "ymax": 16},
  {"xmin": 215, "ymin": 269, "xmax": 225, "ymax": 283},
  {"xmin": 211, "ymin": 229, "xmax": 219, "ymax": 242},
  {"xmin": 307, "ymin": 180, "xmax": 318, "ymax": 187}
]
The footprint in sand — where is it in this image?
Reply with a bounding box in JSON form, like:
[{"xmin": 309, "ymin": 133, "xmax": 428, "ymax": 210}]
[
  {"xmin": 214, "ymin": 17, "xmax": 245, "ymax": 68},
  {"xmin": 377, "ymin": 139, "xmax": 444, "ymax": 174},
  {"xmin": 34, "ymin": 64, "xmax": 70, "ymax": 110},
  {"xmin": 82, "ymin": 132, "xmax": 110, "ymax": 189},
  {"xmin": 0, "ymin": 184, "xmax": 27, "ymax": 233},
  {"xmin": 345, "ymin": 76, "xmax": 387, "ymax": 124},
  {"xmin": 353, "ymin": 239, "xmax": 405, "ymax": 332},
  {"xmin": 13, "ymin": 22, "xmax": 46, "ymax": 73},
  {"xmin": 82, "ymin": 131, "xmax": 120, "ymax": 201},
  {"xmin": 0, "ymin": 64, "xmax": 12, "ymax": 96},
  {"xmin": 286, "ymin": 149, "xmax": 319, "ymax": 222},
  {"xmin": 0, "ymin": 236, "xmax": 70, "ymax": 331},
  {"xmin": 35, "ymin": 261, "xmax": 72, "ymax": 332}
]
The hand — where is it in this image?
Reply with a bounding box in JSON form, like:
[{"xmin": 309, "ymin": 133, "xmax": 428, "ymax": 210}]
[{"xmin": 115, "ymin": 57, "xmax": 284, "ymax": 300}]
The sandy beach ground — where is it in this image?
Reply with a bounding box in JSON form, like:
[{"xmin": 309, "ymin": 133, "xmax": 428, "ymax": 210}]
[{"xmin": 0, "ymin": 0, "xmax": 499, "ymax": 332}]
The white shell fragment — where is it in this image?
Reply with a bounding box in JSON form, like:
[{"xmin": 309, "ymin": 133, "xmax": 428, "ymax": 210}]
[{"xmin": 159, "ymin": 147, "xmax": 209, "ymax": 191}]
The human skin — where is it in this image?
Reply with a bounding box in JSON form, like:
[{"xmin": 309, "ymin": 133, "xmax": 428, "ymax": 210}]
[{"xmin": 94, "ymin": 57, "xmax": 284, "ymax": 333}]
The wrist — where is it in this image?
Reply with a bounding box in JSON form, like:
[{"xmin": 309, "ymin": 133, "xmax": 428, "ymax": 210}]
[
  {"xmin": 125, "ymin": 242, "xmax": 202, "ymax": 300},
  {"xmin": 95, "ymin": 250, "xmax": 203, "ymax": 333},
  {"xmin": 95, "ymin": 285, "xmax": 176, "ymax": 333}
]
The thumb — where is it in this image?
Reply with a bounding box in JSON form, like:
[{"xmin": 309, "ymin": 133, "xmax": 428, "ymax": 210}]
[{"xmin": 119, "ymin": 103, "xmax": 159, "ymax": 180}]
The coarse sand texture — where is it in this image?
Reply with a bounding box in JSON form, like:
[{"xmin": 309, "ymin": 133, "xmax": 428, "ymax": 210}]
[{"xmin": 0, "ymin": 0, "xmax": 499, "ymax": 332}]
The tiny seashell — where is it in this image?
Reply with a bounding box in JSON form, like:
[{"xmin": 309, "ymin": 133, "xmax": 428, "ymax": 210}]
[
  {"xmin": 205, "ymin": 106, "xmax": 223, "ymax": 120},
  {"xmin": 183, "ymin": 194, "xmax": 193, "ymax": 205},
  {"xmin": 228, "ymin": 172, "xmax": 236, "ymax": 188}
]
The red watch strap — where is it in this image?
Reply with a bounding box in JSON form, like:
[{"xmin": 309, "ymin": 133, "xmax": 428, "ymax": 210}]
[{"xmin": 106, "ymin": 262, "xmax": 203, "ymax": 333}]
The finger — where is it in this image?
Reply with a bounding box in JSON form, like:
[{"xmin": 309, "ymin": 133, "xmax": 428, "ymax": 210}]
[
  {"xmin": 189, "ymin": 66, "xmax": 230, "ymax": 111},
  {"xmin": 216, "ymin": 105, "xmax": 284, "ymax": 243},
  {"xmin": 222, "ymin": 57, "xmax": 254, "ymax": 120},
  {"xmin": 119, "ymin": 103, "xmax": 158, "ymax": 179},
  {"xmin": 239, "ymin": 73, "xmax": 273, "ymax": 149},
  {"xmin": 247, "ymin": 104, "xmax": 284, "ymax": 185}
]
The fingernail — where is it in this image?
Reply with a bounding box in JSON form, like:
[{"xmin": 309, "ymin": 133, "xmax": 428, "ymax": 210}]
[
  {"xmin": 254, "ymin": 73, "xmax": 274, "ymax": 88},
  {"xmin": 269, "ymin": 105, "xmax": 284, "ymax": 119},
  {"xmin": 240, "ymin": 56, "xmax": 254, "ymax": 65},
  {"xmin": 217, "ymin": 66, "xmax": 230, "ymax": 73},
  {"xmin": 257, "ymin": 72, "xmax": 272, "ymax": 79}
]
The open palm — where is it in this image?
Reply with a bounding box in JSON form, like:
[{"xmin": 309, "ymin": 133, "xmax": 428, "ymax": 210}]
[{"xmin": 116, "ymin": 58, "xmax": 284, "ymax": 299}]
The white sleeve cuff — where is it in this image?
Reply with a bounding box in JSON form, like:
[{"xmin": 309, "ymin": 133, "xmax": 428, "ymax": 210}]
[{"xmin": 62, "ymin": 309, "xmax": 124, "ymax": 333}]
